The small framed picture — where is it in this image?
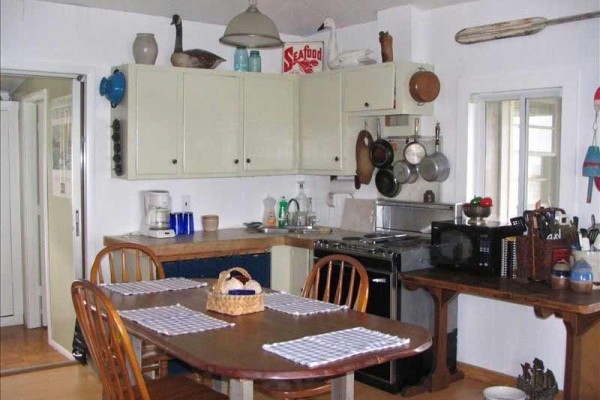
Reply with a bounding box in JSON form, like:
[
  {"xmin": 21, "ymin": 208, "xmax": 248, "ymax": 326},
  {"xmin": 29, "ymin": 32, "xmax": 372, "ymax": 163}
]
[{"xmin": 282, "ymin": 42, "xmax": 323, "ymax": 74}]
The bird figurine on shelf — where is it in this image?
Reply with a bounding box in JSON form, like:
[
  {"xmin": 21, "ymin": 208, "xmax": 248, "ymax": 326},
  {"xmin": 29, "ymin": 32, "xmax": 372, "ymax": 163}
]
[
  {"xmin": 318, "ymin": 18, "xmax": 376, "ymax": 70},
  {"xmin": 170, "ymin": 14, "xmax": 225, "ymax": 69}
]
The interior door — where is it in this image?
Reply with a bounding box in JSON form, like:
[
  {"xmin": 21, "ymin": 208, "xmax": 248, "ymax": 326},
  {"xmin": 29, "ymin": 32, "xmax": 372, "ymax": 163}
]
[
  {"xmin": 1, "ymin": 101, "xmax": 24, "ymax": 327},
  {"xmin": 46, "ymin": 78, "xmax": 84, "ymax": 349}
]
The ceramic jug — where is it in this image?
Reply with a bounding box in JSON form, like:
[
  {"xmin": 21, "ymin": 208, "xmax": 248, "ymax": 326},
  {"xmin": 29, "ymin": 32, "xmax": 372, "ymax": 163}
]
[
  {"xmin": 133, "ymin": 33, "xmax": 158, "ymax": 65},
  {"xmin": 569, "ymin": 260, "xmax": 593, "ymax": 294}
]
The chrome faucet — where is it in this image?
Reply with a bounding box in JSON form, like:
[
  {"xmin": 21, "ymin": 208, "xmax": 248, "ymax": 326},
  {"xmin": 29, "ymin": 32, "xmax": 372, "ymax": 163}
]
[{"xmin": 287, "ymin": 198, "xmax": 300, "ymax": 226}]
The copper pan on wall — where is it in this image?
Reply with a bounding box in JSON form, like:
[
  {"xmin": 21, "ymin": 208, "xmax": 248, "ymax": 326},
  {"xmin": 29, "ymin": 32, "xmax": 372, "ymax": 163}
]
[{"xmin": 409, "ymin": 68, "xmax": 440, "ymax": 104}]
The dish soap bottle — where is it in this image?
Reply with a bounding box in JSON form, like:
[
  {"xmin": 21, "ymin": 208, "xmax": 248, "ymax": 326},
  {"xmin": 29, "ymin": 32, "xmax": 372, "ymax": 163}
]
[
  {"xmin": 262, "ymin": 195, "xmax": 276, "ymax": 227},
  {"xmin": 295, "ymin": 181, "xmax": 308, "ymax": 226},
  {"xmin": 277, "ymin": 196, "xmax": 288, "ymax": 228}
]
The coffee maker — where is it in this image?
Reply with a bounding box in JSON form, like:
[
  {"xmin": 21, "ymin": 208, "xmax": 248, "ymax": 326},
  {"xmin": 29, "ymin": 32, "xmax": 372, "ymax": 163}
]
[{"xmin": 141, "ymin": 190, "xmax": 175, "ymax": 238}]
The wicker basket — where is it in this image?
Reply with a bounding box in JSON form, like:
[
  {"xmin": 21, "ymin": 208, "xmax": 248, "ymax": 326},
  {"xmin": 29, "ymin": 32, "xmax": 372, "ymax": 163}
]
[{"xmin": 206, "ymin": 267, "xmax": 264, "ymax": 316}]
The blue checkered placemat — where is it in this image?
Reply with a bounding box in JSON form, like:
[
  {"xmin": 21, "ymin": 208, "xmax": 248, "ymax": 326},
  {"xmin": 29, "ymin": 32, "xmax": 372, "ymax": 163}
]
[
  {"xmin": 264, "ymin": 293, "xmax": 347, "ymax": 315},
  {"xmin": 263, "ymin": 327, "xmax": 410, "ymax": 367},
  {"xmin": 119, "ymin": 304, "xmax": 233, "ymax": 336},
  {"xmin": 103, "ymin": 278, "xmax": 207, "ymax": 295}
]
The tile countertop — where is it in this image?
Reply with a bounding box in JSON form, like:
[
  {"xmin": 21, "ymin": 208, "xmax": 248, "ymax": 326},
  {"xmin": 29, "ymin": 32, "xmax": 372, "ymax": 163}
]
[{"xmin": 104, "ymin": 227, "xmax": 363, "ymax": 262}]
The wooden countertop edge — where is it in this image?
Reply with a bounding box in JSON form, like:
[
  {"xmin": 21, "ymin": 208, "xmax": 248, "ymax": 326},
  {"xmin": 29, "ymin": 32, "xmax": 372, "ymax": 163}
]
[
  {"xmin": 399, "ymin": 270, "xmax": 600, "ymax": 315},
  {"xmin": 103, "ymin": 229, "xmax": 320, "ymax": 262}
]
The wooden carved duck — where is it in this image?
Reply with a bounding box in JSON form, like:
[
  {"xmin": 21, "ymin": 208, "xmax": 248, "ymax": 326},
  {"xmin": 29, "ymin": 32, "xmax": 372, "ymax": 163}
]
[
  {"xmin": 318, "ymin": 18, "xmax": 376, "ymax": 70},
  {"xmin": 171, "ymin": 14, "xmax": 225, "ymax": 69}
]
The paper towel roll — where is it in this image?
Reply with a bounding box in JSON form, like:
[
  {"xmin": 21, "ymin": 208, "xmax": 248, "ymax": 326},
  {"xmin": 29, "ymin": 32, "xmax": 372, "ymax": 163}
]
[
  {"xmin": 327, "ymin": 178, "xmax": 356, "ymax": 207},
  {"xmin": 329, "ymin": 179, "xmax": 356, "ymax": 194}
]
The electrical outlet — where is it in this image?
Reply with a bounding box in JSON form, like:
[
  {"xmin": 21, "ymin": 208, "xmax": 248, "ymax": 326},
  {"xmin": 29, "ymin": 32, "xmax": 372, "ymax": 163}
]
[{"xmin": 182, "ymin": 195, "xmax": 191, "ymax": 211}]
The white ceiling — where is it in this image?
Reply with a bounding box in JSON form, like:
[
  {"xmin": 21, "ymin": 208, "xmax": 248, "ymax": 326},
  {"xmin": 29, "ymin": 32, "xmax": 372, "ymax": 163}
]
[{"xmin": 37, "ymin": 0, "xmax": 474, "ymax": 36}]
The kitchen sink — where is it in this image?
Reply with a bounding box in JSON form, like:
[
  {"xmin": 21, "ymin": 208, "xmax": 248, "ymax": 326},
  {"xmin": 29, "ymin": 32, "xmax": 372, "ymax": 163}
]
[
  {"xmin": 255, "ymin": 227, "xmax": 290, "ymax": 234},
  {"xmin": 253, "ymin": 226, "xmax": 332, "ymax": 235}
]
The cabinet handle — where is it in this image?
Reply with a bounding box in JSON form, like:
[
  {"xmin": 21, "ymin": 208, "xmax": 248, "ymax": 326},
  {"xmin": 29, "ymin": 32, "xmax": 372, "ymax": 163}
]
[
  {"xmin": 364, "ymin": 102, "xmax": 370, "ymax": 107},
  {"xmin": 234, "ymin": 159, "xmax": 239, "ymax": 164},
  {"xmin": 246, "ymin": 158, "xmax": 251, "ymax": 163},
  {"xmin": 334, "ymin": 156, "xmax": 339, "ymax": 162},
  {"xmin": 172, "ymin": 159, "xmax": 178, "ymax": 164},
  {"xmin": 371, "ymin": 278, "xmax": 387, "ymax": 283}
]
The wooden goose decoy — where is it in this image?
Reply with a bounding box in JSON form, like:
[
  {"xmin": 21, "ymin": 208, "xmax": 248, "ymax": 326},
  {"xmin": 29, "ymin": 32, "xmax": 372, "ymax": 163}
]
[
  {"xmin": 171, "ymin": 14, "xmax": 225, "ymax": 69},
  {"xmin": 318, "ymin": 18, "xmax": 376, "ymax": 70}
]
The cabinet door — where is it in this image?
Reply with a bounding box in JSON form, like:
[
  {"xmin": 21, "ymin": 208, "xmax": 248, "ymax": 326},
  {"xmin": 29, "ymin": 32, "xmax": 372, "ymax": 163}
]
[
  {"xmin": 243, "ymin": 75, "xmax": 296, "ymax": 172},
  {"xmin": 135, "ymin": 69, "xmax": 181, "ymax": 175},
  {"xmin": 299, "ymin": 72, "xmax": 343, "ymax": 173},
  {"xmin": 343, "ymin": 63, "xmax": 395, "ymax": 112},
  {"xmin": 182, "ymin": 73, "xmax": 242, "ymax": 175}
]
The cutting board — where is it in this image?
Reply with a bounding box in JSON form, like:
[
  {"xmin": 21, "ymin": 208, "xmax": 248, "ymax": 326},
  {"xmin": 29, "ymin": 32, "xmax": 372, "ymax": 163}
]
[
  {"xmin": 341, "ymin": 199, "xmax": 375, "ymax": 232},
  {"xmin": 356, "ymin": 130, "xmax": 374, "ymax": 184}
]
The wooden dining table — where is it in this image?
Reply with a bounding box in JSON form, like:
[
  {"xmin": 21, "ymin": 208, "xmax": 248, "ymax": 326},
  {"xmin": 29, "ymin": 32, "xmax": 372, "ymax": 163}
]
[{"xmin": 103, "ymin": 281, "xmax": 432, "ymax": 400}]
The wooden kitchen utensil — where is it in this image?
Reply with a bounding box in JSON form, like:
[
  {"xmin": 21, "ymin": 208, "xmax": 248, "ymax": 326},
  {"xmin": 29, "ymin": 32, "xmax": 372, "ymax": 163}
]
[
  {"xmin": 356, "ymin": 129, "xmax": 375, "ymax": 184},
  {"xmin": 455, "ymin": 11, "xmax": 600, "ymax": 44}
]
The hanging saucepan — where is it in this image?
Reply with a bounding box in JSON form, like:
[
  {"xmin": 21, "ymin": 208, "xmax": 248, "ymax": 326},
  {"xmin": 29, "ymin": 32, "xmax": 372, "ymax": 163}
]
[
  {"xmin": 409, "ymin": 67, "xmax": 441, "ymax": 104},
  {"xmin": 403, "ymin": 117, "xmax": 427, "ymax": 165},
  {"xmin": 375, "ymin": 168, "xmax": 401, "ymax": 198},
  {"xmin": 392, "ymin": 159, "xmax": 418, "ymax": 184},
  {"xmin": 419, "ymin": 122, "xmax": 450, "ymax": 182},
  {"xmin": 370, "ymin": 119, "xmax": 394, "ymax": 168}
]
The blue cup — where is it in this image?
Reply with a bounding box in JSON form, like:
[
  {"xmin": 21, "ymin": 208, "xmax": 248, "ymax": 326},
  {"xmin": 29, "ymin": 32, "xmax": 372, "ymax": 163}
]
[
  {"xmin": 182, "ymin": 212, "xmax": 194, "ymax": 235},
  {"xmin": 170, "ymin": 212, "xmax": 182, "ymax": 235}
]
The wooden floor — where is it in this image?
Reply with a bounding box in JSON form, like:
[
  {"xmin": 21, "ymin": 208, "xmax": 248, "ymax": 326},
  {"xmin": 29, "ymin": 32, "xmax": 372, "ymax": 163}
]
[
  {"xmin": 0, "ymin": 325, "xmax": 73, "ymax": 375},
  {"xmin": 0, "ymin": 364, "xmax": 495, "ymax": 400}
]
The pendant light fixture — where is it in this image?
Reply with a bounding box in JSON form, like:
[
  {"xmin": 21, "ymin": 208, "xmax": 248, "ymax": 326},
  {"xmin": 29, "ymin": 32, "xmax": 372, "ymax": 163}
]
[{"xmin": 220, "ymin": 0, "xmax": 283, "ymax": 48}]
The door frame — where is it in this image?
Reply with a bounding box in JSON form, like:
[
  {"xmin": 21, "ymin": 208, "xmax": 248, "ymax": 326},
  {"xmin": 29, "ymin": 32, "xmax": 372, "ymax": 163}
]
[
  {"xmin": 0, "ymin": 101, "xmax": 24, "ymax": 327},
  {"xmin": 1, "ymin": 59, "xmax": 94, "ymax": 356},
  {"xmin": 20, "ymin": 89, "xmax": 48, "ymax": 328}
]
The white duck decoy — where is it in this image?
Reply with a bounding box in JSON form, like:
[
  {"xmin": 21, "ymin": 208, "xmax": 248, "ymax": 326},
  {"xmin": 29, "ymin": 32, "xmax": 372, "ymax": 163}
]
[
  {"xmin": 171, "ymin": 14, "xmax": 225, "ymax": 69},
  {"xmin": 318, "ymin": 18, "xmax": 376, "ymax": 69}
]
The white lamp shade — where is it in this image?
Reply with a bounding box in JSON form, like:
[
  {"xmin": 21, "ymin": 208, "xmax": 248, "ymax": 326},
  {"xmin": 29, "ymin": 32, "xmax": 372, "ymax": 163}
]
[{"xmin": 220, "ymin": 4, "xmax": 283, "ymax": 48}]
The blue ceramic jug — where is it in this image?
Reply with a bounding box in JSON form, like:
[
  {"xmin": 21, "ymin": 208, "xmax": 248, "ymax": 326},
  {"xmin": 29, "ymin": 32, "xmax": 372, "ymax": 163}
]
[{"xmin": 570, "ymin": 260, "xmax": 593, "ymax": 293}]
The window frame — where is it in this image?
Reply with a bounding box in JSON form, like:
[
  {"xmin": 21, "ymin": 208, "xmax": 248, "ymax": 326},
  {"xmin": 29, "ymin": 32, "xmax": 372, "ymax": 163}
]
[{"xmin": 471, "ymin": 88, "xmax": 562, "ymax": 219}]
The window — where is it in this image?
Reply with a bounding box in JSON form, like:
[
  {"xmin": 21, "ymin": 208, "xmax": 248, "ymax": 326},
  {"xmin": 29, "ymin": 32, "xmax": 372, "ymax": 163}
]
[{"xmin": 475, "ymin": 90, "xmax": 561, "ymax": 222}]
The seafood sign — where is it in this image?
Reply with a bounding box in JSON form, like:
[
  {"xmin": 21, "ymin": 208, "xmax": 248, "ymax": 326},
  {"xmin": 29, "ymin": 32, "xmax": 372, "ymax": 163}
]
[{"xmin": 282, "ymin": 42, "xmax": 323, "ymax": 74}]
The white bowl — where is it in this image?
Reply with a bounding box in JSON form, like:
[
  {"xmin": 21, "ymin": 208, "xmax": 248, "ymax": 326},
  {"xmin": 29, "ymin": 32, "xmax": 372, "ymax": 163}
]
[{"xmin": 483, "ymin": 386, "xmax": 527, "ymax": 400}]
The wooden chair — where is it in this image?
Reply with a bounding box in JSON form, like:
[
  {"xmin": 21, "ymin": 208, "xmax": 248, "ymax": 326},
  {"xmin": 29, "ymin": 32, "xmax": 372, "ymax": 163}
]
[
  {"xmin": 71, "ymin": 280, "xmax": 228, "ymax": 400},
  {"xmin": 256, "ymin": 254, "xmax": 370, "ymax": 399},
  {"xmin": 90, "ymin": 243, "xmax": 165, "ymax": 285},
  {"xmin": 90, "ymin": 243, "xmax": 169, "ymax": 378}
]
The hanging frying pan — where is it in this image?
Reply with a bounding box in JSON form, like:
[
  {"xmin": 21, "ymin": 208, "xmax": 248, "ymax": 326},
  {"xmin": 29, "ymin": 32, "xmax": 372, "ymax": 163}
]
[
  {"xmin": 356, "ymin": 129, "xmax": 375, "ymax": 185},
  {"xmin": 370, "ymin": 119, "xmax": 394, "ymax": 168},
  {"xmin": 375, "ymin": 168, "xmax": 401, "ymax": 198},
  {"xmin": 419, "ymin": 122, "xmax": 450, "ymax": 182},
  {"xmin": 409, "ymin": 68, "xmax": 440, "ymax": 104},
  {"xmin": 403, "ymin": 118, "xmax": 427, "ymax": 165}
]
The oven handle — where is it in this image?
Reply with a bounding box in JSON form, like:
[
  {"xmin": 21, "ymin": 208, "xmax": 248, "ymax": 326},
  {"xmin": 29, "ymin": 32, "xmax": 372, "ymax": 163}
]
[{"xmin": 371, "ymin": 278, "xmax": 388, "ymax": 283}]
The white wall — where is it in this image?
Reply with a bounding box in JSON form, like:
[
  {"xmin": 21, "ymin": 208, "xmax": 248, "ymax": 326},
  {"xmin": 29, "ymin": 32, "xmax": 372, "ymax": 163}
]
[{"xmin": 2, "ymin": 0, "xmax": 599, "ymax": 383}]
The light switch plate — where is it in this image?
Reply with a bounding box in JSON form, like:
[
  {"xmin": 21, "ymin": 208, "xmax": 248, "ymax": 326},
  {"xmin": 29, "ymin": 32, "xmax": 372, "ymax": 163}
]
[{"xmin": 182, "ymin": 195, "xmax": 191, "ymax": 211}]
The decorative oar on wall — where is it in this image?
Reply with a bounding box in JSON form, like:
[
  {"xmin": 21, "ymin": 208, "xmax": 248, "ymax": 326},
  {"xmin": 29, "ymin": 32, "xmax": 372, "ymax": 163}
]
[{"xmin": 455, "ymin": 11, "xmax": 600, "ymax": 44}]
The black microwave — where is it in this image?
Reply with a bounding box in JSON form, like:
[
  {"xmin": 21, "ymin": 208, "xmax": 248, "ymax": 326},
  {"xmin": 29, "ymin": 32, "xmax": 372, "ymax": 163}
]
[{"xmin": 431, "ymin": 220, "xmax": 526, "ymax": 277}]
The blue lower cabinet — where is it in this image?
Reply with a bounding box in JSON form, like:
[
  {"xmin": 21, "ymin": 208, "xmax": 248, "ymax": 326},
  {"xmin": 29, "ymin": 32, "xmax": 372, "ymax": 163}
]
[
  {"xmin": 163, "ymin": 253, "xmax": 270, "ymax": 287},
  {"xmin": 162, "ymin": 252, "xmax": 270, "ymax": 375}
]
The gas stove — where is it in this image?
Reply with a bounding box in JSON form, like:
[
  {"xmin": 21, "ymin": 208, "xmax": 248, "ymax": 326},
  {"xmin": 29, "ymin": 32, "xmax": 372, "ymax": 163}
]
[
  {"xmin": 314, "ymin": 232, "xmax": 430, "ymax": 260},
  {"xmin": 313, "ymin": 200, "xmax": 462, "ymax": 394}
]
